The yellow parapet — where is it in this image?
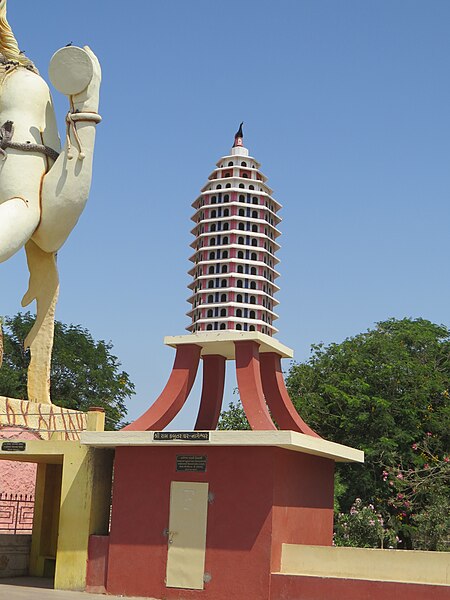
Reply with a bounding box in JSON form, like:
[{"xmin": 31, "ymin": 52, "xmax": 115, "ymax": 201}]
[{"xmin": 279, "ymin": 543, "xmax": 450, "ymax": 586}]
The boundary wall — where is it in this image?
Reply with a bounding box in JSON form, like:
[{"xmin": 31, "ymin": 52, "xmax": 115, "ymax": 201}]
[{"xmin": 271, "ymin": 544, "xmax": 450, "ymax": 600}]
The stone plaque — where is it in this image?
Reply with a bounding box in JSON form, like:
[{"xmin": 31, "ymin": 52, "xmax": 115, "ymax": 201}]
[
  {"xmin": 153, "ymin": 431, "xmax": 210, "ymax": 442},
  {"xmin": 1, "ymin": 442, "xmax": 26, "ymax": 452},
  {"xmin": 176, "ymin": 455, "xmax": 208, "ymax": 472}
]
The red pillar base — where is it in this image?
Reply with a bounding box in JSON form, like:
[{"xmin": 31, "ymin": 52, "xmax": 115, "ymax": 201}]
[
  {"xmin": 235, "ymin": 340, "xmax": 277, "ymax": 430},
  {"xmin": 260, "ymin": 352, "xmax": 320, "ymax": 436},
  {"xmin": 195, "ymin": 354, "xmax": 226, "ymax": 430},
  {"xmin": 124, "ymin": 344, "xmax": 201, "ymax": 431},
  {"xmin": 125, "ymin": 333, "xmax": 317, "ymax": 436}
]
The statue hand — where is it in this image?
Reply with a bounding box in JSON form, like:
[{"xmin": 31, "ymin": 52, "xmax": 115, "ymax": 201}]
[
  {"xmin": 71, "ymin": 46, "xmax": 102, "ymax": 113},
  {"xmin": 49, "ymin": 45, "xmax": 102, "ymax": 113}
]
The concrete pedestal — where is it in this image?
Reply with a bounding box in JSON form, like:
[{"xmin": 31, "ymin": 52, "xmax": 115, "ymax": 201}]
[{"xmin": 82, "ymin": 430, "xmax": 363, "ymax": 600}]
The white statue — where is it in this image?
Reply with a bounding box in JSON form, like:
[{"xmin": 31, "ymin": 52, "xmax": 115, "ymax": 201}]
[{"xmin": 0, "ymin": 0, "xmax": 102, "ymax": 404}]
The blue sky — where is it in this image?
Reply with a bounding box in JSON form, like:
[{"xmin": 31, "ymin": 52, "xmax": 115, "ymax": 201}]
[{"xmin": 2, "ymin": 1, "xmax": 450, "ymax": 427}]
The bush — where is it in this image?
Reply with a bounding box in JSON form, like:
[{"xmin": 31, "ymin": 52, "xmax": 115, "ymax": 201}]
[
  {"xmin": 383, "ymin": 435, "xmax": 450, "ymax": 550},
  {"xmin": 334, "ymin": 498, "xmax": 398, "ymax": 548}
]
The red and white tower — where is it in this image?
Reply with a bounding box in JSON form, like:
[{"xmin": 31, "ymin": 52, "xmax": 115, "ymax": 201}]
[
  {"xmin": 126, "ymin": 125, "xmax": 318, "ymax": 434},
  {"xmin": 187, "ymin": 124, "xmax": 280, "ymax": 336}
]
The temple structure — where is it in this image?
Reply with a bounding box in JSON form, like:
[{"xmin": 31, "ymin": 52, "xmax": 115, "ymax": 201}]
[
  {"xmin": 82, "ymin": 131, "xmax": 447, "ymax": 600},
  {"xmin": 187, "ymin": 124, "xmax": 280, "ymax": 335},
  {"xmin": 125, "ymin": 124, "xmax": 319, "ymax": 433}
]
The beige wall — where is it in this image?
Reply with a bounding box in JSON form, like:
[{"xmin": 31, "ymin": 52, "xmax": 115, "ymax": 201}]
[{"xmin": 280, "ymin": 544, "xmax": 450, "ymax": 586}]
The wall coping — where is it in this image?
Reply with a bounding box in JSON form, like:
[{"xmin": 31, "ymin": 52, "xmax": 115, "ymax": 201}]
[
  {"xmin": 279, "ymin": 544, "xmax": 450, "ymax": 586},
  {"xmin": 80, "ymin": 430, "xmax": 363, "ymax": 463}
]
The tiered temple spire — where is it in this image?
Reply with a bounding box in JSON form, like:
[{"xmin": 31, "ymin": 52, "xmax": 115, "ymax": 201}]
[
  {"xmin": 187, "ymin": 125, "xmax": 281, "ymax": 336},
  {"xmin": 126, "ymin": 125, "xmax": 319, "ymax": 435}
]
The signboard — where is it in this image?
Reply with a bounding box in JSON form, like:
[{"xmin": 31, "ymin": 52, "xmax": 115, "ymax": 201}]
[
  {"xmin": 153, "ymin": 432, "xmax": 210, "ymax": 442},
  {"xmin": 176, "ymin": 455, "xmax": 208, "ymax": 472},
  {"xmin": 1, "ymin": 442, "xmax": 26, "ymax": 452}
]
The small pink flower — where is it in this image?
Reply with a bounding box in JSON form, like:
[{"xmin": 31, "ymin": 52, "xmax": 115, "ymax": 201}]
[
  {"xmin": 424, "ymin": 464, "xmax": 429, "ymax": 469},
  {"xmin": 426, "ymin": 432, "xmax": 432, "ymax": 437},
  {"xmin": 396, "ymin": 473, "xmax": 403, "ymax": 479},
  {"xmin": 444, "ymin": 457, "xmax": 449, "ymax": 463},
  {"xmin": 369, "ymin": 519, "xmax": 375, "ymax": 526},
  {"xmin": 412, "ymin": 443, "xmax": 418, "ymax": 450},
  {"xmin": 397, "ymin": 493, "xmax": 404, "ymax": 500}
]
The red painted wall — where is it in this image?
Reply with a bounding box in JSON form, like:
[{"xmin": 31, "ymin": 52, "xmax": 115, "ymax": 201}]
[
  {"xmin": 271, "ymin": 449, "xmax": 334, "ymax": 571},
  {"xmin": 105, "ymin": 445, "xmax": 333, "ymax": 600},
  {"xmin": 86, "ymin": 535, "xmax": 109, "ymax": 594},
  {"xmin": 270, "ymin": 574, "xmax": 450, "ymax": 600}
]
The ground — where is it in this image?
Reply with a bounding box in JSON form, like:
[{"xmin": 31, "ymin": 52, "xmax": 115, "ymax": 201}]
[{"xmin": 0, "ymin": 578, "xmax": 157, "ymax": 600}]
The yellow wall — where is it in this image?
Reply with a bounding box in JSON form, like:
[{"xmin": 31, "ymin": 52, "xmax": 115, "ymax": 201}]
[
  {"xmin": 55, "ymin": 443, "xmax": 113, "ymax": 590},
  {"xmin": 1, "ymin": 439, "xmax": 113, "ymax": 591},
  {"xmin": 280, "ymin": 543, "xmax": 450, "ymax": 586}
]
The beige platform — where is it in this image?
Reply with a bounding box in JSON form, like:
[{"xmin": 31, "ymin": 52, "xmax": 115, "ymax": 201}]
[
  {"xmin": 164, "ymin": 331, "xmax": 294, "ymax": 359},
  {"xmin": 80, "ymin": 430, "xmax": 364, "ymax": 463}
]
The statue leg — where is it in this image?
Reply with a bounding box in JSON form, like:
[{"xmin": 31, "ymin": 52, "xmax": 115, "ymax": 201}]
[
  {"xmin": 194, "ymin": 355, "xmax": 226, "ymax": 430},
  {"xmin": 21, "ymin": 240, "xmax": 59, "ymax": 405},
  {"xmin": 124, "ymin": 344, "xmax": 201, "ymax": 431},
  {"xmin": 0, "ymin": 197, "xmax": 40, "ymax": 263}
]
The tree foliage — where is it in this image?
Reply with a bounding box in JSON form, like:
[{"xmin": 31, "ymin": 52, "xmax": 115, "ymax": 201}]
[
  {"xmin": 383, "ymin": 435, "xmax": 450, "ymax": 551},
  {"xmin": 286, "ymin": 318, "xmax": 450, "ymax": 512},
  {"xmin": 217, "ymin": 400, "xmax": 250, "ymax": 431},
  {"xmin": 0, "ymin": 313, "xmax": 134, "ymax": 430}
]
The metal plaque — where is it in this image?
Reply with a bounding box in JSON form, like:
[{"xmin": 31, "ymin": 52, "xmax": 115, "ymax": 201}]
[
  {"xmin": 1, "ymin": 442, "xmax": 26, "ymax": 452},
  {"xmin": 154, "ymin": 431, "xmax": 210, "ymax": 442},
  {"xmin": 176, "ymin": 455, "xmax": 208, "ymax": 473}
]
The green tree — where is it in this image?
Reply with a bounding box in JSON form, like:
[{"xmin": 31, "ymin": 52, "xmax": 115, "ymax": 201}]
[
  {"xmin": 285, "ymin": 318, "xmax": 450, "ymax": 512},
  {"xmin": 0, "ymin": 313, "xmax": 134, "ymax": 430},
  {"xmin": 217, "ymin": 400, "xmax": 250, "ymax": 430}
]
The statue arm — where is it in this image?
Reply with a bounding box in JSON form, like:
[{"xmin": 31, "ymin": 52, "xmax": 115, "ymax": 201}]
[{"xmin": 31, "ymin": 46, "xmax": 102, "ymax": 254}]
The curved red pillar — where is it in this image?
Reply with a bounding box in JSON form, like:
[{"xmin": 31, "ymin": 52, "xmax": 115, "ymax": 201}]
[
  {"xmin": 194, "ymin": 354, "xmax": 226, "ymax": 430},
  {"xmin": 259, "ymin": 352, "xmax": 320, "ymax": 437},
  {"xmin": 124, "ymin": 344, "xmax": 201, "ymax": 431},
  {"xmin": 235, "ymin": 340, "xmax": 277, "ymax": 430}
]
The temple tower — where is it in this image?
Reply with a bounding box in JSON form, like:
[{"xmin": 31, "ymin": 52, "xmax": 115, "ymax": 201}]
[
  {"xmin": 126, "ymin": 124, "xmax": 319, "ymax": 434},
  {"xmin": 187, "ymin": 124, "xmax": 280, "ymax": 336}
]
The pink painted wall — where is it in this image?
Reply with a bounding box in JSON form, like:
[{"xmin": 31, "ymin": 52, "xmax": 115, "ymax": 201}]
[{"xmin": 0, "ymin": 427, "xmax": 40, "ymax": 496}]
